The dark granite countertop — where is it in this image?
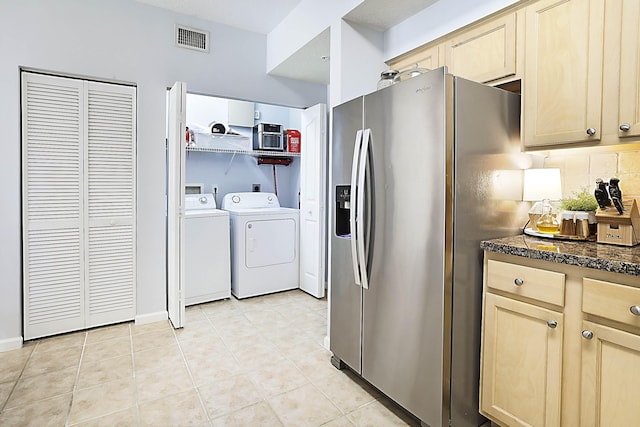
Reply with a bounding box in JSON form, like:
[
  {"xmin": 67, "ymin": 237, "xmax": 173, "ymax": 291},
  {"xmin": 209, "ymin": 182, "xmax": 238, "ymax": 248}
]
[{"xmin": 481, "ymin": 234, "xmax": 640, "ymax": 276}]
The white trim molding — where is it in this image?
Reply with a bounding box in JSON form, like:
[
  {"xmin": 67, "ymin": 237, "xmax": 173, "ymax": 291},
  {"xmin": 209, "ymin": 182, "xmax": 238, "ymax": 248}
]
[
  {"xmin": 134, "ymin": 311, "xmax": 168, "ymax": 325},
  {"xmin": 0, "ymin": 336, "xmax": 23, "ymax": 353}
]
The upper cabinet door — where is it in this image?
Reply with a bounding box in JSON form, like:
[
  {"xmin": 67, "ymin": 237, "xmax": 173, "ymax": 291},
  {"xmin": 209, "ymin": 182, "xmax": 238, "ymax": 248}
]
[
  {"xmin": 618, "ymin": 0, "xmax": 640, "ymax": 138},
  {"xmin": 523, "ymin": 0, "xmax": 605, "ymax": 147},
  {"xmin": 387, "ymin": 44, "xmax": 442, "ymax": 74},
  {"xmin": 444, "ymin": 13, "xmax": 517, "ymax": 84}
]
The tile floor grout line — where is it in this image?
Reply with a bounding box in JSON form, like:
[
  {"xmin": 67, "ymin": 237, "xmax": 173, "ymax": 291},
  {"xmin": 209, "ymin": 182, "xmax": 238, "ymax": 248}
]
[
  {"xmin": 129, "ymin": 323, "xmax": 142, "ymax": 427},
  {"xmin": 171, "ymin": 315, "xmax": 211, "ymax": 424},
  {"xmin": 215, "ymin": 295, "xmax": 289, "ymax": 427},
  {"xmin": 0, "ymin": 343, "xmax": 36, "ymax": 414},
  {"xmin": 64, "ymin": 331, "xmax": 88, "ymax": 427}
]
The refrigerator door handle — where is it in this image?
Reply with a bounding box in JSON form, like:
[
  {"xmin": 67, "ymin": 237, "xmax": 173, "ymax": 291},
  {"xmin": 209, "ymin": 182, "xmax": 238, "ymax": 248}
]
[
  {"xmin": 350, "ymin": 129, "xmax": 363, "ymax": 286},
  {"xmin": 357, "ymin": 128, "xmax": 371, "ymax": 289}
]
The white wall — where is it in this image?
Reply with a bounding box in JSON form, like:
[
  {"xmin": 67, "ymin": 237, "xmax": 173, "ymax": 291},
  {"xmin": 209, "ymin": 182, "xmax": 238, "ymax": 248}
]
[
  {"xmin": 0, "ymin": 0, "xmax": 325, "ymax": 345},
  {"xmin": 330, "ymin": 20, "xmax": 385, "ymax": 107},
  {"xmin": 267, "ymin": 0, "xmax": 363, "ymax": 73},
  {"xmin": 384, "ymin": 0, "xmax": 520, "ymax": 61}
]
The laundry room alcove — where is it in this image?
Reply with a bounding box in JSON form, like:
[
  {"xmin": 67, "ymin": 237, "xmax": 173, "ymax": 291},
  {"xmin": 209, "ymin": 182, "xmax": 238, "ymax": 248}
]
[{"xmin": 183, "ymin": 93, "xmax": 303, "ymax": 209}]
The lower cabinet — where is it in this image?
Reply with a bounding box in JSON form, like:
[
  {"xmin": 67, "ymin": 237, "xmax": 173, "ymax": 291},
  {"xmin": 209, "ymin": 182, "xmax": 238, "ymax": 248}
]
[
  {"xmin": 481, "ymin": 293, "xmax": 563, "ymax": 427},
  {"xmin": 480, "ymin": 253, "xmax": 640, "ymax": 427},
  {"xmin": 581, "ymin": 320, "xmax": 640, "ymax": 426}
]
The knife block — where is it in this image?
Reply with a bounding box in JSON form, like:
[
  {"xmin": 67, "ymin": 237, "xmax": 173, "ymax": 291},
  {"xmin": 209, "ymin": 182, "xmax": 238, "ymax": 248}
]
[{"xmin": 595, "ymin": 199, "xmax": 640, "ymax": 246}]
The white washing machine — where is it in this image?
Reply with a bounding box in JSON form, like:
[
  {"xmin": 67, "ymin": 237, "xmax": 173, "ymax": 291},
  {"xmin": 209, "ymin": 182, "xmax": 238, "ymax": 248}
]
[
  {"xmin": 184, "ymin": 193, "xmax": 231, "ymax": 305},
  {"xmin": 221, "ymin": 192, "xmax": 299, "ymax": 299}
]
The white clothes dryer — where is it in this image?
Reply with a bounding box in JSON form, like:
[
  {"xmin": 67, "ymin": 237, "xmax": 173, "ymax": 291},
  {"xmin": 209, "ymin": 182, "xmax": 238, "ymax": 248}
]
[
  {"xmin": 184, "ymin": 193, "xmax": 231, "ymax": 305},
  {"xmin": 221, "ymin": 192, "xmax": 299, "ymax": 299}
]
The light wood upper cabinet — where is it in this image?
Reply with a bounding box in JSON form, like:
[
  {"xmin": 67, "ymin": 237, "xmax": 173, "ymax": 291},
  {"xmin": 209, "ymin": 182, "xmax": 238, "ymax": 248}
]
[
  {"xmin": 387, "ymin": 44, "xmax": 443, "ymax": 74},
  {"xmin": 481, "ymin": 293, "xmax": 563, "ymax": 427},
  {"xmin": 581, "ymin": 320, "xmax": 640, "ymax": 426},
  {"xmin": 444, "ymin": 13, "xmax": 517, "ymax": 84},
  {"xmin": 523, "ymin": 0, "xmax": 605, "ymax": 147},
  {"xmin": 618, "ymin": 0, "xmax": 640, "ymax": 138}
]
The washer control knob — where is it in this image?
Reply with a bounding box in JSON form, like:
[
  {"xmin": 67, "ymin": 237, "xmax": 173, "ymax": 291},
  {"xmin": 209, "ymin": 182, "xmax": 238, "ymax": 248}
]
[
  {"xmin": 267, "ymin": 196, "xmax": 273, "ymax": 202},
  {"xmin": 232, "ymin": 195, "xmax": 240, "ymax": 204}
]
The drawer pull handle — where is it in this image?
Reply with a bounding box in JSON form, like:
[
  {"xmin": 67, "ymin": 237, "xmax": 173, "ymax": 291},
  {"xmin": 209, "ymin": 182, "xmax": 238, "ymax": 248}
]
[
  {"xmin": 547, "ymin": 320, "xmax": 558, "ymax": 329},
  {"xmin": 630, "ymin": 306, "xmax": 640, "ymax": 316},
  {"xmin": 620, "ymin": 123, "xmax": 631, "ymax": 132},
  {"xmin": 586, "ymin": 127, "xmax": 596, "ymax": 136},
  {"xmin": 582, "ymin": 330, "xmax": 594, "ymax": 340},
  {"xmin": 514, "ymin": 278, "xmax": 524, "ymax": 287}
]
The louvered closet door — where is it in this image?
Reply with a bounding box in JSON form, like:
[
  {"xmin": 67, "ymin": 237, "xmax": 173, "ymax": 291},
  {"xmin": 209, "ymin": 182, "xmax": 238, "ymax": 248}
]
[
  {"xmin": 22, "ymin": 73, "xmax": 85, "ymax": 339},
  {"xmin": 85, "ymin": 82, "xmax": 136, "ymax": 327}
]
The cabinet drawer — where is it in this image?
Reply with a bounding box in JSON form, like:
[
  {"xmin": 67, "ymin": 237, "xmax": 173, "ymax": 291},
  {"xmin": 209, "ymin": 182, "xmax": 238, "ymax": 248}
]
[
  {"xmin": 486, "ymin": 260, "xmax": 566, "ymax": 306},
  {"xmin": 583, "ymin": 278, "xmax": 640, "ymax": 328}
]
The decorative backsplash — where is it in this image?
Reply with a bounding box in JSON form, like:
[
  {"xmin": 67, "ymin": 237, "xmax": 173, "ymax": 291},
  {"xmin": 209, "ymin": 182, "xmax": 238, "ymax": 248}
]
[{"xmin": 542, "ymin": 143, "xmax": 640, "ymax": 205}]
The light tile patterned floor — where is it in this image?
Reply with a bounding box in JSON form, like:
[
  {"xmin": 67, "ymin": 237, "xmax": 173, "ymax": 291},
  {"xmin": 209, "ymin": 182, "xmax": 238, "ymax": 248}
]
[{"xmin": 0, "ymin": 290, "xmax": 419, "ymax": 426}]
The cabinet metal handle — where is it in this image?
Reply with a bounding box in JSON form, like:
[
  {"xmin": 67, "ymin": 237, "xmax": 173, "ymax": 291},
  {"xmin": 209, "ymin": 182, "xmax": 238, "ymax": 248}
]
[
  {"xmin": 582, "ymin": 330, "xmax": 594, "ymax": 340},
  {"xmin": 514, "ymin": 278, "xmax": 524, "ymax": 287},
  {"xmin": 547, "ymin": 320, "xmax": 558, "ymax": 329},
  {"xmin": 630, "ymin": 306, "xmax": 640, "ymax": 316},
  {"xmin": 620, "ymin": 123, "xmax": 631, "ymax": 132},
  {"xmin": 586, "ymin": 128, "xmax": 596, "ymax": 136}
]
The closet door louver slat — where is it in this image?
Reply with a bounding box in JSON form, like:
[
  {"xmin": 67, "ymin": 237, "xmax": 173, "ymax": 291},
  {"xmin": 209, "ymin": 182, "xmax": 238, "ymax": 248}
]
[
  {"xmin": 22, "ymin": 74, "xmax": 85, "ymax": 340},
  {"xmin": 85, "ymin": 82, "xmax": 136, "ymax": 327}
]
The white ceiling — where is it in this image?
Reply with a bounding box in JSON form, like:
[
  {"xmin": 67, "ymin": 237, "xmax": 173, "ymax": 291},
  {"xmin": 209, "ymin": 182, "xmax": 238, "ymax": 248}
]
[
  {"xmin": 135, "ymin": 0, "xmax": 439, "ymax": 84},
  {"xmin": 344, "ymin": 0, "xmax": 438, "ymax": 32},
  {"xmin": 135, "ymin": 0, "xmax": 304, "ymax": 34}
]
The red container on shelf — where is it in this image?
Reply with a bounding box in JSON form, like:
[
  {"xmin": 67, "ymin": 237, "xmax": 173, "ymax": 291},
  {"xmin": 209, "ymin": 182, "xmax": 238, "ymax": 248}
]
[{"xmin": 287, "ymin": 129, "xmax": 301, "ymax": 153}]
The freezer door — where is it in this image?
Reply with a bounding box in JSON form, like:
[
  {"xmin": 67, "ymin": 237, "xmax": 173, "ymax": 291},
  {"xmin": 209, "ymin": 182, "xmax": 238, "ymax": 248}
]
[
  {"xmin": 329, "ymin": 96, "xmax": 364, "ymax": 373},
  {"xmin": 361, "ymin": 69, "xmax": 448, "ymax": 427}
]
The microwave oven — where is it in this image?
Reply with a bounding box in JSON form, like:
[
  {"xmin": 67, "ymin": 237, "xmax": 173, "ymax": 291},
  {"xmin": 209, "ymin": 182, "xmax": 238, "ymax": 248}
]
[{"xmin": 253, "ymin": 123, "xmax": 284, "ymax": 151}]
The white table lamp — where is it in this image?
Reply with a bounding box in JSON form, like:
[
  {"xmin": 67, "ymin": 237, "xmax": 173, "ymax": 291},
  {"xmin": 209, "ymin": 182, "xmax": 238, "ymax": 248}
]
[
  {"xmin": 522, "ymin": 168, "xmax": 562, "ymax": 233},
  {"xmin": 523, "ymin": 168, "xmax": 562, "ymax": 202}
]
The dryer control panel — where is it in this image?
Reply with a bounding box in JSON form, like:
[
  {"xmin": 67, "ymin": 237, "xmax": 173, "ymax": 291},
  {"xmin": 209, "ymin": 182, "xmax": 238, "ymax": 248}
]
[{"xmin": 222, "ymin": 192, "xmax": 281, "ymax": 209}]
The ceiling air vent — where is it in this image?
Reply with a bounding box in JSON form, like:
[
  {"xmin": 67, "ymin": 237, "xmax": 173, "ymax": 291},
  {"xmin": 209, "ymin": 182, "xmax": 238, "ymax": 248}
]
[{"xmin": 175, "ymin": 25, "xmax": 209, "ymax": 53}]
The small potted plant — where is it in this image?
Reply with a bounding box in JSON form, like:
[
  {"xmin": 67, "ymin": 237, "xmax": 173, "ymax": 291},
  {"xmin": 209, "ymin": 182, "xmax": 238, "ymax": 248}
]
[{"xmin": 560, "ymin": 189, "xmax": 599, "ymax": 237}]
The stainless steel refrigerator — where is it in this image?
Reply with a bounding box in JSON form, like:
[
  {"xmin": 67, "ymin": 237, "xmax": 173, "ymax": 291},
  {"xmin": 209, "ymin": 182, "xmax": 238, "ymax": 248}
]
[{"xmin": 329, "ymin": 67, "xmax": 523, "ymax": 427}]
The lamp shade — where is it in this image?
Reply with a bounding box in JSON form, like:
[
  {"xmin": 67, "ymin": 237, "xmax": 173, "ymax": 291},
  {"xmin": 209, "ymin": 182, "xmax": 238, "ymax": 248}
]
[{"xmin": 522, "ymin": 168, "xmax": 562, "ymax": 201}]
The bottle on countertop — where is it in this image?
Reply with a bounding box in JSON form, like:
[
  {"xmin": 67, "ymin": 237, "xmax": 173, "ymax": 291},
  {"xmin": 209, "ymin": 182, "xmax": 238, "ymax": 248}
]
[
  {"xmin": 575, "ymin": 211, "xmax": 590, "ymax": 238},
  {"xmin": 536, "ymin": 202, "xmax": 559, "ymax": 234}
]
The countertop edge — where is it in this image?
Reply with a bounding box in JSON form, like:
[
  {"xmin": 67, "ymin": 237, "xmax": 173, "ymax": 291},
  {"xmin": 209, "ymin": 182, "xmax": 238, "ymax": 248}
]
[{"xmin": 480, "ymin": 237, "xmax": 640, "ymax": 277}]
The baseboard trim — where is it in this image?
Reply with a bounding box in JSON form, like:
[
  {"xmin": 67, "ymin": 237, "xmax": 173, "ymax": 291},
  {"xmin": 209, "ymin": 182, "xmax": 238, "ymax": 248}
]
[
  {"xmin": 0, "ymin": 336, "xmax": 23, "ymax": 353},
  {"xmin": 134, "ymin": 311, "xmax": 168, "ymax": 325}
]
